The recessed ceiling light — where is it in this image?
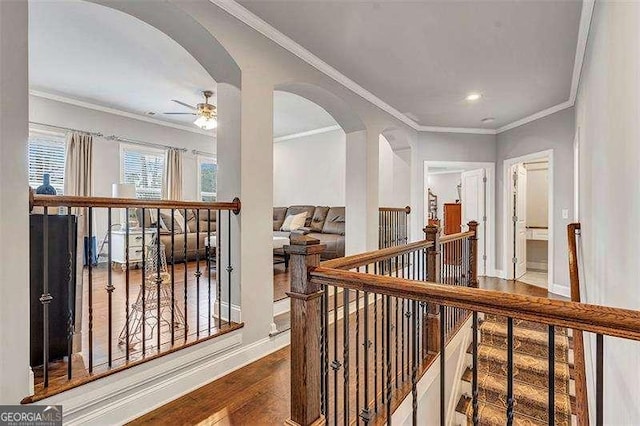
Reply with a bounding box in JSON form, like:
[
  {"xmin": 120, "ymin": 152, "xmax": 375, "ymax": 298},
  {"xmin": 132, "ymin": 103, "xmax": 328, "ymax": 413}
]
[
  {"xmin": 466, "ymin": 93, "xmax": 482, "ymax": 101},
  {"xmin": 481, "ymin": 117, "xmax": 495, "ymax": 123}
]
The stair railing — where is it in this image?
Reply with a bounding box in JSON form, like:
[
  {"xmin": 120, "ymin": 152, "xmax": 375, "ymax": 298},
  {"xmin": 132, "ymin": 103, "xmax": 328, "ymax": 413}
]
[
  {"xmin": 568, "ymin": 222, "xmax": 590, "ymax": 425},
  {"xmin": 378, "ymin": 206, "xmax": 411, "ymax": 249},
  {"xmin": 287, "ymin": 220, "xmax": 640, "ymax": 425}
]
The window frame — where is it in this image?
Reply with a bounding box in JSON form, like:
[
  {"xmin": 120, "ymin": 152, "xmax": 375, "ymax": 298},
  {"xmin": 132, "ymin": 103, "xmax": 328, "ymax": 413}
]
[
  {"xmin": 119, "ymin": 143, "xmax": 166, "ymax": 200},
  {"xmin": 28, "ymin": 129, "xmax": 67, "ymax": 195},
  {"xmin": 197, "ymin": 155, "xmax": 217, "ymax": 202}
]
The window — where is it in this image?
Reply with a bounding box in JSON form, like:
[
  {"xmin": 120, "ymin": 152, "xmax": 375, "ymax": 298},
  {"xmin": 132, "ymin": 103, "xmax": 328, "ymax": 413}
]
[
  {"xmin": 198, "ymin": 157, "xmax": 217, "ymax": 201},
  {"xmin": 28, "ymin": 131, "xmax": 66, "ymax": 194},
  {"xmin": 121, "ymin": 145, "xmax": 165, "ymax": 200}
]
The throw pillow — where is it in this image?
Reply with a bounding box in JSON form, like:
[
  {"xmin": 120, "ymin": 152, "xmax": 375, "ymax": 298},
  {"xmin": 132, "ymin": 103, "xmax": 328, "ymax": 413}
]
[
  {"xmin": 159, "ymin": 209, "xmax": 185, "ymax": 234},
  {"xmin": 280, "ymin": 212, "xmax": 307, "ymax": 231}
]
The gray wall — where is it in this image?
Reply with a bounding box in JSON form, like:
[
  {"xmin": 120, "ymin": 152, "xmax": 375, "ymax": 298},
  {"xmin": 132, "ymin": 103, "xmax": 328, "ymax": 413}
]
[
  {"xmin": 575, "ymin": 1, "xmax": 640, "ymax": 422},
  {"xmin": 496, "ymin": 107, "xmax": 575, "ymax": 291}
]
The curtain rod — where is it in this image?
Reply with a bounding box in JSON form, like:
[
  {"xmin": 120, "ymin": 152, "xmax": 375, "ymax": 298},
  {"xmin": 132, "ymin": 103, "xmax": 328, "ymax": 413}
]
[
  {"xmin": 192, "ymin": 149, "xmax": 216, "ymax": 157},
  {"xmin": 29, "ymin": 121, "xmax": 188, "ymax": 153}
]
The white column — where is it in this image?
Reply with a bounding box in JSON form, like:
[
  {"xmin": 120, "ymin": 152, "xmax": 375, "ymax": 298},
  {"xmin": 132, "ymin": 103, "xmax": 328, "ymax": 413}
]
[
  {"xmin": 409, "ymin": 136, "xmax": 424, "ymax": 242},
  {"xmin": 0, "ymin": 0, "xmax": 31, "ymax": 403},
  {"xmin": 345, "ymin": 127, "xmax": 379, "ymax": 254},
  {"xmin": 238, "ymin": 72, "xmax": 274, "ymax": 343}
]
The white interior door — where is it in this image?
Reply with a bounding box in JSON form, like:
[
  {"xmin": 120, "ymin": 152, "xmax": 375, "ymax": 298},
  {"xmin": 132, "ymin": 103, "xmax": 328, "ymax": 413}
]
[
  {"xmin": 460, "ymin": 168, "xmax": 486, "ymax": 276},
  {"xmin": 514, "ymin": 164, "xmax": 527, "ymax": 279}
]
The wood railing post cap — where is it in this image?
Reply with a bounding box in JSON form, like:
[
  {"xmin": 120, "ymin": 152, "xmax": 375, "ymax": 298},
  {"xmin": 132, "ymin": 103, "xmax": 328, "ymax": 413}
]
[{"xmin": 284, "ymin": 233, "xmax": 325, "ymax": 255}]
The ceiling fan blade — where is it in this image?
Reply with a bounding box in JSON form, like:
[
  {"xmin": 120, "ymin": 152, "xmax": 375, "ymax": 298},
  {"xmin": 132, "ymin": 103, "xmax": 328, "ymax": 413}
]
[
  {"xmin": 171, "ymin": 99, "xmax": 197, "ymax": 110},
  {"xmin": 163, "ymin": 112, "xmax": 197, "ymax": 115}
]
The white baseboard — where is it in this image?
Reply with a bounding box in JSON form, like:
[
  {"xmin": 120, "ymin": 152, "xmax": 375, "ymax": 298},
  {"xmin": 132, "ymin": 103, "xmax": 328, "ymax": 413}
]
[
  {"xmin": 549, "ymin": 283, "xmax": 571, "ymax": 298},
  {"xmin": 273, "ymin": 297, "xmax": 290, "ymax": 316},
  {"xmin": 493, "ymin": 269, "xmax": 505, "ymax": 279},
  {"xmin": 214, "ymin": 301, "xmax": 242, "ymax": 323},
  {"xmin": 41, "ymin": 328, "xmax": 290, "ymax": 425}
]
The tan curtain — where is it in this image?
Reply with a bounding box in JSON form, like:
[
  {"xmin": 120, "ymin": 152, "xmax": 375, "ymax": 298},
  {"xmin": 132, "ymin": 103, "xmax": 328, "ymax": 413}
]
[
  {"xmin": 63, "ymin": 132, "xmax": 93, "ymax": 352},
  {"xmin": 163, "ymin": 147, "xmax": 183, "ymax": 200}
]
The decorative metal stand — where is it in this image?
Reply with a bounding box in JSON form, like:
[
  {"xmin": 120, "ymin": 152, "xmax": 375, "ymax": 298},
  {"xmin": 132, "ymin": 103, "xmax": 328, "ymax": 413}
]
[{"xmin": 119, "ymin": 241, "xmax": 187, "ymax": 347}]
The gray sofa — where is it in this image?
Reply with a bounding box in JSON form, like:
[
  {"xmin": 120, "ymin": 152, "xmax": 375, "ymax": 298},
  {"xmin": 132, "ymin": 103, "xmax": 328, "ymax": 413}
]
[{"xmin": 273, "ymin": 205, "xmax": 345, "ymax": 260}]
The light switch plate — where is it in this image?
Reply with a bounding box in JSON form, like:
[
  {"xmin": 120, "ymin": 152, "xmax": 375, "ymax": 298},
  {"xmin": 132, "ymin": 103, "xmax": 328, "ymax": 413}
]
[{"xmin": 562, "ymin": 209, "xmax": 569, "ymax": 219}]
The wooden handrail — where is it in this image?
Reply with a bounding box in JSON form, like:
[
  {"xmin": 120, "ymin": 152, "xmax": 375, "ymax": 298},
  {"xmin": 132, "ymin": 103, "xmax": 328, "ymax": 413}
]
[
  {"xmin": 379, "ymin": 206, "xmax": 411, "ymax": 214},
  {"xmin": 568, "ymin": 223, "xmax": 590, "ymax": 425},
  {"xmin": 321, "ymin": 239, "xmax": 434, "ymax": 270},
  {"xmin": 30, "ymin": 193, "xmax": 241, "ymax": 213},
  {"xmin": 439, "ymin": 230, "xmax": 475, "ymax": 244},
  {"xmin": 309, "ymin": 266, "xmax": 640, "ymax": 341}
]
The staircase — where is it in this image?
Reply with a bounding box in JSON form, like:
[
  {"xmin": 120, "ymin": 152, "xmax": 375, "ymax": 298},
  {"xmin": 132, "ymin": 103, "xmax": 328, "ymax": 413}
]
[{"xmin": 455, "ymin": 314, "xmax": 575, "ymax": 425}]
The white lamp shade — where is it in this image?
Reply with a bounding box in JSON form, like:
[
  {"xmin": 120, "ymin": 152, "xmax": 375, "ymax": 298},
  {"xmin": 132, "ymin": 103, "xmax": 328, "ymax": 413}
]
[{"xmin": 112, "ymin": 183, "xmax": 136, "ymax": 199}]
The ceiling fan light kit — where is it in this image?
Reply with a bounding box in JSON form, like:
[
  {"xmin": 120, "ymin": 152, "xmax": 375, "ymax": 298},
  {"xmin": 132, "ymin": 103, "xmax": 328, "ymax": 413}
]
[{"xmin": 165, "ymin": 90, "xmax": 217, "ymax": 130}]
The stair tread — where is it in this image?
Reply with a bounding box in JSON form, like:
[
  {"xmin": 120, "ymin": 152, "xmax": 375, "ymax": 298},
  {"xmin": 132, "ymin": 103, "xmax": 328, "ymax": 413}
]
[
  {"xmin": 480, "ymin": 320, "xmax": 569, "ymax": 349},
  {"xmin": 476, "ymin": 344, "xmax": 570, "ymax": 379},
  {"xmin": 484, "ymin": 314, "xmax": 567, "ymax": 335},
  {"xmin": 456, "ymin": 395, "xmax": 552, "ymax": 426}
]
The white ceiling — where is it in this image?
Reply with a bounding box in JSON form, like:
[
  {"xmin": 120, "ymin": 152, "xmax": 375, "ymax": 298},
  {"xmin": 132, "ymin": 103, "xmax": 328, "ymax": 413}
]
[
  {"xmin": 239, "ymin": 0, "xmax": 583, "ymax": 130},
  {"xmin": 28, "ymin": 0, "xmax": 335, "ymax": 138}
]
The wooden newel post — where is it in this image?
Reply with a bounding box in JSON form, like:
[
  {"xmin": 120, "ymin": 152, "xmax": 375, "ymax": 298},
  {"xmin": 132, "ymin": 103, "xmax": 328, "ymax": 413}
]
[
  {"xmin": 467, "ymin": 221, "xmax": 479, "ymax": 288},
  {"xmin": 285, "ymin": 233, "xmax": 326, "ymax": 426},
  {"xmin": 423, "ymin": 224, "xmax": 441, "ymax": 353},
  {"xmin": 423, "ymin": 224, "xmax": 440, "ymax": 282}
]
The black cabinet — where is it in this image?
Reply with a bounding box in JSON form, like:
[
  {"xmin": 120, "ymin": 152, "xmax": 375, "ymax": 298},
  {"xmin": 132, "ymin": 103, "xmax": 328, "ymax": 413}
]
[{"xmin": 29, "ymin": 214, "xmax": 77, "ymax": 367}]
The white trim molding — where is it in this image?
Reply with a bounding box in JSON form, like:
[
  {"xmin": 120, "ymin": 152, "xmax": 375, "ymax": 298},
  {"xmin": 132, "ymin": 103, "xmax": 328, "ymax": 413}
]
[
  {"xmin": 211, "ymin": 0, "xmax": 594, "ymax": 135},
  {"xmin": 30, "ymin": 90, "xmax": 216, "ymax": 137},
  {"xmin": 273, "ymin": 124, "xmax": 341, "ymax": 142},
  {"xmin": 549, "ymin": 283, "xmax": 571, "ymax": 298}
]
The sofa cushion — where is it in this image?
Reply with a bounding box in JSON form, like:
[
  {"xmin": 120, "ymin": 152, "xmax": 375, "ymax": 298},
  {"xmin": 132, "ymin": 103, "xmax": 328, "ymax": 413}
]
[
  {"xmin": 310, "ymin": 206, "xmax": 330, "ymax": 232},
  {"xmin": 309, "ymin": 232, "xmax": 345, "ymax": 259},
  {"xmin": 287, "ymin": 205, "xmax": 316, "ymax": 227},
  {"xmin": 273, "ymin": 207, "xmax": 288, "ymax": 231},
  {"xmin": 322, "ymin": 207, "xmax": 345, "ymax": 235},
  {"xmin": 281, "ymin": 212, "xmax": 307, "ymax": 231},
  {"xmin": 159, "ymin": 209, "xmax": 186, "ymax": 234}
]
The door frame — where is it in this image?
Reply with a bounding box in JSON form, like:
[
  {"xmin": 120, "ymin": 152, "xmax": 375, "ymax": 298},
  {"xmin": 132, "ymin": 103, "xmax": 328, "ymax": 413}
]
[
  {"xmin": 502, "ymin": 149, "xmax": 554, "ymax": 288},
  {"xmin": 423, "ymin": 160, "xmax": 495, "ymax": 277}
]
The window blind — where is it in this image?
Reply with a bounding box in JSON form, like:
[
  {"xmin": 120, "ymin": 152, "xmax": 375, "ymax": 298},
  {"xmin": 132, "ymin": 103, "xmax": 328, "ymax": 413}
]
[
  {"xmin": 199, "ymin": 158, "xmax": 217, "ymax": 202},
  {"xmin": 28, "ymin": 133, "xmax": 66, "ymax": 195},
  {"xmin": 121, "ymin": 146, "xmax": 165, "ymax": 200}
]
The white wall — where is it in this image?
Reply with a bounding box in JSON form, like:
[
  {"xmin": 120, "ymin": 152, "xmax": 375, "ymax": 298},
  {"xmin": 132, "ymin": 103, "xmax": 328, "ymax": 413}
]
[
  {"xmin": 575, "ymin": 1, "xmax": 640, "ymax": 422},
  {"xmin": 379, "ymin": 135, "xmax": 411, "ymax": 208},
  {"xmin": 496, "ymin": 107, "xmax": 574, "ymax": 289},
  {"xmin": 273, "ymin": 128, "xmax": 345, "ymax": 207},
  {"xmin": 427, "ymin": 172, "xmax": 461, "ymax": 221}
]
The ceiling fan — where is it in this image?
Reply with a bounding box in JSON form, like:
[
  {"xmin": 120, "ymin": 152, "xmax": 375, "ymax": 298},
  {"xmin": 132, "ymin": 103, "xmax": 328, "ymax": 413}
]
[{"xmin": 163, "ymin": 90, "xmax": 217, "ymax": 130}]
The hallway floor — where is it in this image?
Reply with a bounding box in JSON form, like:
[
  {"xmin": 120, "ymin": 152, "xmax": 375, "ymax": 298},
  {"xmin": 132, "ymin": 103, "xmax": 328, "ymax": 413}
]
[
  {"xmin": 130, "ymin": 276, "xmax": 561, "ymax": 425},
  {"xmin": 519, "ymin": 269, "xmax": 548, "ymax": 289}
]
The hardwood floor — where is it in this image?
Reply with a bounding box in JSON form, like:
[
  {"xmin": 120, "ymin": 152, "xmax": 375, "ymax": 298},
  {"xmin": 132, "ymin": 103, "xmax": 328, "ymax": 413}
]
[
  {"xmin": 273, "ymin": 263, "xmax": 290, "ymax": 302},
  {"xmin": 30, "ymin": 260, "xmax": 239, "ymax": 401},
  {"xmin": 133, "ymin": 276, "xmax": 551, "ymax": 425}
]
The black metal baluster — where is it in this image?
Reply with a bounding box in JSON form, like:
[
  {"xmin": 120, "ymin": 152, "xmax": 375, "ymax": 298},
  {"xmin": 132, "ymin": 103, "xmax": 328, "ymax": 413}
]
[
  {"xmin": 411, "ymin": 299, "xmax": 418, "ymax": 426},
  {"xmin": 125, "ymin": 209, "xmax": 130, "ymax": 361},
  {"xmin": 355, "ymin": 283, "xmax": 360, "ymax": 425},
  {"xmin": 401, "ymin": 255, "xmax": 406, "ymax": 384},
  {"xmin": 321, "ymin": 285, "xmax": 327, "ymax": 418},
  {"xmin": 385, "ymin": 294, "xmax": 392, "ymax": 425},
  {"xmin": 41, "ymin": 207, "xmax": 52, "ymax": 387},
  {"xmin": 395, "ymin": 257, "xmax": 399, "ymax": 389},
  {"xmin": 207, "ymin": 209, "xmax": 212, "ymax": 334},
  {"xmin": 107, "ymin": 208, "xmax": 115, "ymax": 366},
  {"xmin": 217, "ymin": 210, "xmax": 222, "ymax": 330},
  {"xmin": 183, "ymin": 209, "xmax": 188, "ymax": 343},
  {"xmin": 142, "ymin": 212, "xmax": 146, "ymax": 357},
  {"xmin": 66, "ymin": 207, "xmax": 73, "ymax": 380},
  {"xmin": 506, "ymin": 317, "xmax": 514, "ymax": 425},
  {"xmin": 361, "ymin": 283, "xmax": 371, "ymax": 423},
  {"xmin": 333, "ymin": 285, "xmax": 339, "ymax": 426},
  {"xmin": 596, "ymin": 333, "xmax": 604, "ymax": 426},
  {"xmin": 323, "ymin": 284, "xmax": 329, "ymax": 421},
  {"xmin": 374, "ymin": 262, "xmax": 379, "ymax": 413},
  {"xmin": 472, "ymin": 311, "xmax": 479, "ymax": 426},
  {"xmin": 548, "ymin": 324, "xmax": 555, "ymax": 425},
  {"xmin": 343, "ymin": 288, "xmax": 350, "ymax": 425},
  {"xmin": 227, "ymin": 210, "xmax": 232, "ymax": 324},
  {"xmin": 439, "ymin": 304, "xmax": 445, "ymax": 426},
  {"xmin": 171, "ymin": 209, "xmax": 175, "ymax": 345},
  {"xmin": 88, "ymin": 206, "xmax": 94, "ymax": 373},
  {"xmin": 156, "ymin": 208, "xmax": 162, "ymax": 352},
  {"xmin": 195, "ymin": 210, "xmax": 201, "ymax": 338}
]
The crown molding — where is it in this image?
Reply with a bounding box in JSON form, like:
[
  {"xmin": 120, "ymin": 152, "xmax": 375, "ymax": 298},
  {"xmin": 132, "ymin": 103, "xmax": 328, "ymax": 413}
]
[
  {"xmin": 273, "ymin": 124, "xmax": 341, "ymax": 142},
  {"xmin": 30, "ymin": 90, "xmax": 216, "ymax": 137},
  {"xmin": 211, "ymin": 0, "xmax": 593, "ymax": 136}
]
